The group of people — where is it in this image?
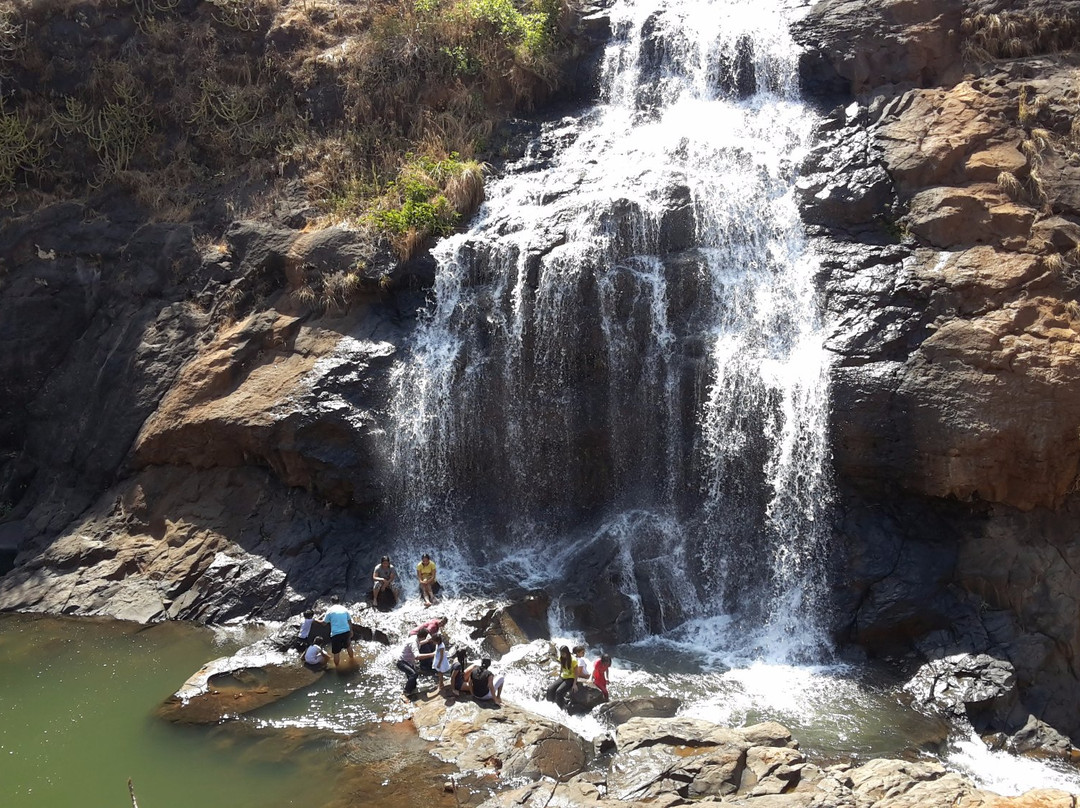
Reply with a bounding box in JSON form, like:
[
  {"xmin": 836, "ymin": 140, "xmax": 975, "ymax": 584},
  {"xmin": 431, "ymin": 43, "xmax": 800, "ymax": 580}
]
[
  {"xmin": 546, "ymin": 644, "xmax": 610, "ymax": 709},
  {"xmin": 396, "ymin": 616, "xmax": 505, "ymax": 704},
  {"xmin": 297, "ymin": 595, "xmax": 358, "ymax": 669},
  {"xmin": 294, "ymin": 591, "xmax": 613, "ymax": 712},
  {"xmin": 371, "ymin": 553, "xmax": 439, "ymax": 608}
]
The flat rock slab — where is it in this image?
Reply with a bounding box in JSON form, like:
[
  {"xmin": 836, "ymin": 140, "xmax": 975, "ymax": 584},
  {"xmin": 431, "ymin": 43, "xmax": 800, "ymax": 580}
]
[{"xmin": 158, "ymin": 642, "xmax": 324, "ymax": 724}]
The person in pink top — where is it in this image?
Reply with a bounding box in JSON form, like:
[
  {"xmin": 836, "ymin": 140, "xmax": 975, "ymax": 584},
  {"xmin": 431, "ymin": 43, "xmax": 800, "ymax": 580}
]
[{"xmin": 409, "ymin": 616, "xmax": 446, "ymax": 636}]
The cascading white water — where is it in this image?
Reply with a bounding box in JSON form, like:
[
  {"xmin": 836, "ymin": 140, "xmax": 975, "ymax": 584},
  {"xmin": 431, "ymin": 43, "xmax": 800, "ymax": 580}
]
[{"xmin": 390, "ymin": 0, "xmax": 832, "ymax": 658}]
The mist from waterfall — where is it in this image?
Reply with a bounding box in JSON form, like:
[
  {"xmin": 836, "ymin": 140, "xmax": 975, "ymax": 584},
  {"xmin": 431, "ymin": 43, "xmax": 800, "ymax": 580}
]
[{"xmin": 389, "ymin": 0, "xmax": 832, "ymax": 661}]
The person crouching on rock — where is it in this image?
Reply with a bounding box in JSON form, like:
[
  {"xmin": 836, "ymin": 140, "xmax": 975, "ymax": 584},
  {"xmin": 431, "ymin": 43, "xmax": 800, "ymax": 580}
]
[
  {"xmin": 372, "ymin": 555, "xmax": 398, "ymax": 607},
  {"xmin": 450, "ymin": 648, "xmax": 471, "ymax": 697},
  {"xmin": 466, "ymin": 658, "xmax": 503, "ymax": 707},
  {"xmin": 397, "ymin": 627, "xmax": 436, "ymax": 699},
  {"xmin": 591, "ymin": 654, "xmax": 611, "ymax": 701},
  {"xmin": 416, "ymin": 553, "xmax": 438, "ymax": 607},
  {"xmin": 545, "ymin": 645, "xmax": 577, "ymax": 710},
  {"xmin": 303, "ymin": 636, "xmax": 330, "ymax": 670},
  {"xmin": 321, "ymin": 595, "xmax": 356, "ymax": 668}
]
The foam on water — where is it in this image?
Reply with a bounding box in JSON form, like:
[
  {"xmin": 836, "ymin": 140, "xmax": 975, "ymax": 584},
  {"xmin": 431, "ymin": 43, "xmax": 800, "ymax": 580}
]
[{"xmin": 947, "ymin": 731, "xmax": 1080, "ymax": 795}]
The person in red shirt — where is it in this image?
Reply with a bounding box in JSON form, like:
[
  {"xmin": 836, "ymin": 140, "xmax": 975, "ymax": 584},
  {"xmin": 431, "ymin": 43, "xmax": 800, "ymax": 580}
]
[{"xmin": 591, "ymin": 654, "xmax": 611, "ymax": 700}]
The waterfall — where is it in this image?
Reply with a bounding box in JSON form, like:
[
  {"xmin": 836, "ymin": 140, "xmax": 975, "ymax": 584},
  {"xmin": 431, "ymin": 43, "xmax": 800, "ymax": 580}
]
[{"xmin": 389, "ymin": 0, "xmax": 832, "ymax": 659}]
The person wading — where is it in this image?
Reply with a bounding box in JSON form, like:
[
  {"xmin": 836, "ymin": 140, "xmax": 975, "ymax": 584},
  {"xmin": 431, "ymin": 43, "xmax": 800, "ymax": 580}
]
[{"xmin": 321, "ymin": 595, "xmax": 356, "ymax": 668}]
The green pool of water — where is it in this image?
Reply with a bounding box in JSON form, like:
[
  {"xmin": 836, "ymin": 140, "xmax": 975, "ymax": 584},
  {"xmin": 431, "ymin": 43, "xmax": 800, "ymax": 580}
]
[{"xmin": 0, "ymin": 613, "xmax": 342, "ymax": 808}]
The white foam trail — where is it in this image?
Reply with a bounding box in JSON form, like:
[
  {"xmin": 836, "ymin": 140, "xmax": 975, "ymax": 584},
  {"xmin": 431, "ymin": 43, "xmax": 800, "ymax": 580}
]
[{"xmin": 947, "ymin": 730, "xmax": 1080, "ymax": 795}]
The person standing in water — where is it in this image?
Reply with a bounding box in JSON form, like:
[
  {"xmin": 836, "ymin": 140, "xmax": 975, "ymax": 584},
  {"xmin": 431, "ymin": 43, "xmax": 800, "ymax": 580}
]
[
  {"xmin": 397, "ymin": 627, "xmax": 437, "ymax": 698},
  {"xmin": 416, "ymin": 553, "xmax": 438, "ymax": 607},
  {"xmin": 321, "ymin": 595, "xmax": 355, "ymax": 668},
  {"xmin": 591, "ymin": 654, "xmax": 611, "ymax": 700},
  {"xmin": 432, "ymin": 633, "xmax": 452, "ymax": 692}
]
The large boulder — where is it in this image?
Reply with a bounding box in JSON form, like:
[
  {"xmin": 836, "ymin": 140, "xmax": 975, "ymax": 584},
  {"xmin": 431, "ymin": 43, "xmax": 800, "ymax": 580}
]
[{"xmin": 411, "ymin": 696, "xmax": 591, "ymax": 782}]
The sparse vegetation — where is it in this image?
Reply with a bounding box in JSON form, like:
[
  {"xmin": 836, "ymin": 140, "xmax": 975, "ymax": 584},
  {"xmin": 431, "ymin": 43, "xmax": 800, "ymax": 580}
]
[
  {"xmin": 0, "ymin": 107, "xmax": 44, "ymax": 198},
  {"xmin": 0, "ymin": 0, "xmax": 577, "ymax": 247},
  {"xmin": 366, "ymin": 153, "xmax": 485, "ymax": 258}
]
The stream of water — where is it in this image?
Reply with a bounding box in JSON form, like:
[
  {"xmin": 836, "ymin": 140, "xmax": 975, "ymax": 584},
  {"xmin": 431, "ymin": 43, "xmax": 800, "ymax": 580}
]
[{"xmin": 390, "ymin": 0, "xmax": 831, "ymax": 659}]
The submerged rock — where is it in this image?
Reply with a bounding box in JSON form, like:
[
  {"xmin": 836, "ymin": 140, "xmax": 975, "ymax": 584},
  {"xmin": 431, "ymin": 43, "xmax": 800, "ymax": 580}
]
[
  {"xmin": 158, "ymin": 641, "xmax": 324, "ymax": 724},
  {"xmin": 596, "ymin": 696, "xmax": 682, "ymax": 725}
]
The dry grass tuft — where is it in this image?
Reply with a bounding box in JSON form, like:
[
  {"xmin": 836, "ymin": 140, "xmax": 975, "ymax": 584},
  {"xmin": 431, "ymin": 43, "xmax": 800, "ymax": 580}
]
[
  {"xmin": 963, "ymin": 10, "xmax": 1080, "ymax": 61},
  {"xmin": 996, "ymin": 170, "xmax": 1024, "ymax": 200}
]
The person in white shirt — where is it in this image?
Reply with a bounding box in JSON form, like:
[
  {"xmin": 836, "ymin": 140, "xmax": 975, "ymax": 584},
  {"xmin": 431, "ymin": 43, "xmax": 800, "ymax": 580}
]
[
  {"xmin": 295, "ymin": 609, "xmax": 315, "ymax": 654},
  {"xmin": 303, "ymin": 638, "xmax": 329, "ymax": 670},
  {"xmin": 396, "ymin": 628, "xmax": 436, "ymax": 698}
]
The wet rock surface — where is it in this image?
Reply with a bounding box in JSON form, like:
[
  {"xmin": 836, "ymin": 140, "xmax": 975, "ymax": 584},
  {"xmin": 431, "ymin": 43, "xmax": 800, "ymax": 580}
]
[
  {"xmin": 1, "ymin": 0, "xmax": 1080, "ymax": 777},
  {"xmin": 158, "ymin": 640, "xmax": 325, "ymax": 724}
]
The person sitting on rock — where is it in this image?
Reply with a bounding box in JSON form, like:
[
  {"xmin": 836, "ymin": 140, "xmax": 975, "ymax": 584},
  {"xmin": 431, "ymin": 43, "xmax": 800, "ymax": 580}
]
[
  {"xmin": 295, "ymin": 609, "xmax": 316, "ymax": 654},
  {"xmin": 545, "ymin": 645, "xmax": 577, "ymax": 710},
  {"xmin": 416, "ymin": 553, "xmax": 438, "ymax": 607},
  {"xmin": 465, "ymin": 658, "xmax": 504, "ymax": 706},
  {"xmin": 591, "ymin": 654, "xmax": 611, "ymax": 701},
  {"xmin": 397, "ymin": 627, "xmax": 437, "ymax": 699},
  {"xmin": 321, "ymin": 595, "xmax": 355, "ymax": 668},
  {"xmin": 302, "ymin": 636, "xmax": 330, "ymax": 670},
  {"xmin": 372, "ymin": 556, "xmax": 399, "ymax": 607},
  {"xmin": 450, "ymin": 648, "xmax": 471, "ymax": 697},
  {"xmin": 573, "ymin": 645, "xmax": 589, "ymax": 681}
]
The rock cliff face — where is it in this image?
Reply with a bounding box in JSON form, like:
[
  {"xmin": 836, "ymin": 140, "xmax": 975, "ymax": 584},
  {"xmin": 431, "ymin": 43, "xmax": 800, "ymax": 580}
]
[{"xmin": 795, "ymin": 0, "xmax": 1080, "ymax": 747}]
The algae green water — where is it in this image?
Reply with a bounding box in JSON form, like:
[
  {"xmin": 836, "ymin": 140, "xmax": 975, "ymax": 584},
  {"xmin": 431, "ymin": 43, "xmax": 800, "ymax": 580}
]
[{"xmin": 0, "ymin": 613, "xmax": 341, "ymax": 808}]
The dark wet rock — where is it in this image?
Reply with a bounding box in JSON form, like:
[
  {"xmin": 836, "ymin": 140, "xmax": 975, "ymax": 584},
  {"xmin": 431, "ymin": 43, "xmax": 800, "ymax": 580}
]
[
  {"xmin": 158, "ymin": 641, "xmax": 324, "ymax": 724},
  {"xmin": 792, "ymin": 0, "xmax": 964, "ymax": 100},
  {"xmin": 904, "ymin": 653, "xmax": 1017, "ymax": 719},
  {"xmin": 568, "ymin": 683, "xmax": 607, "ymax": 714},
  {"xmin": 464, "ymin": 590, "xmax": 551, "ymax": 655},
  {"xmin": 596, "ymin": 696, "xmax": 681, "ymax": 725}
]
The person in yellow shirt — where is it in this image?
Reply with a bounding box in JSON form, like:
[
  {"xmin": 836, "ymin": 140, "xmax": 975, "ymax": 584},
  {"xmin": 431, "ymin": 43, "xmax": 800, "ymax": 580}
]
[{"xmin": 416, "ymin": 553, "xmax": 438, "ymax": 607}]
